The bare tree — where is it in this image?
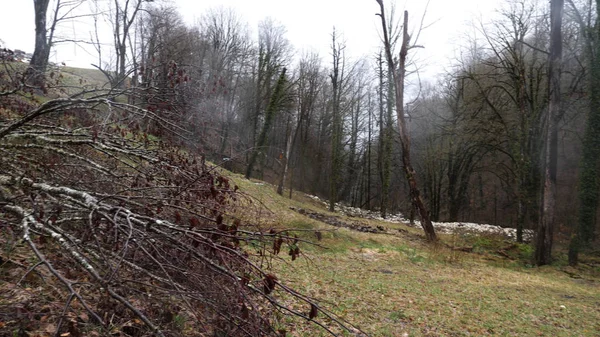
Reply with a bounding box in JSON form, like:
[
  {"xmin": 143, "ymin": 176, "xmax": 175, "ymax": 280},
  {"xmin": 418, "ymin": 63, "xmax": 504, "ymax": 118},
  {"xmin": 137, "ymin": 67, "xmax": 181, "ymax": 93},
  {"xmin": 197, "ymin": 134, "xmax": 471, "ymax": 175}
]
[
  {"xmin": 536, "ymin": 0, "xmax": 563, "ymax": 265},
  {"xmin": 287, "ymin": 52, "xmax": 324, "ymax": 198},
  {"xmin": 198, "ymin": 7, "xmax": 253, "ymax": 159},
  {"xmin": 341, "ymin": 61, "xmax": 369, "ymax": 204},
  {"xmin": 30, "ymin": 0, "xmax": 52, "ymax": 85},
  {"xmin": 328, "ymin": 27, "xmax": 345, "ymax": 212},
  {"xmin": 29, "ymin": 0, "xmax": 90, "ymax": 86},
  {"xmin": 461, "ymin": 0, "xmax": 548, "ymax": 241},
  {"xmin": 91, "ymin": 0, "xmax": 153, "ymax": 87},
  {"xmin": 376, "ymin": 51, "xmax": 393, "ymax": 218},
  {"xmin": 376, "ymin": 1, "xmax": 437, "ymax": 241}
]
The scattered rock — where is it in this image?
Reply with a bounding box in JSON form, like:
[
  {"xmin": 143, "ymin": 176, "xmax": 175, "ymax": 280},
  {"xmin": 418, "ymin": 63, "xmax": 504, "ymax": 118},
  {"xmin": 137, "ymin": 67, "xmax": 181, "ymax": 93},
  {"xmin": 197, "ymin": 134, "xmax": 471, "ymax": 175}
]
[{"xmin": 306, "ymin": 194, "xmax": 535, "ymax": 242}]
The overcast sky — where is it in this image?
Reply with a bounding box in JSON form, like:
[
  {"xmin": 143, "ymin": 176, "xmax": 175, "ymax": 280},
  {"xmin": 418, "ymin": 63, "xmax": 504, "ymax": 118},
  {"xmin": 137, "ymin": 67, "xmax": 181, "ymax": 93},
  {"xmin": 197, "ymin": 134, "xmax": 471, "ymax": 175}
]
[{"xmin": 0, "ymin": 0, "xmax": 504, "ymax": 80}]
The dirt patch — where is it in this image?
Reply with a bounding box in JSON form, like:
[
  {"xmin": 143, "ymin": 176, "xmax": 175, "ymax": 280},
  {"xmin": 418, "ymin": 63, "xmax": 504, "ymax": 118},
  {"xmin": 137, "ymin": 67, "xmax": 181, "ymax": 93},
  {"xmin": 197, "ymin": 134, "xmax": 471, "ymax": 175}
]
[{"xmin": 290, "ymin": 207, "xmax": 386, "ymax": 233}]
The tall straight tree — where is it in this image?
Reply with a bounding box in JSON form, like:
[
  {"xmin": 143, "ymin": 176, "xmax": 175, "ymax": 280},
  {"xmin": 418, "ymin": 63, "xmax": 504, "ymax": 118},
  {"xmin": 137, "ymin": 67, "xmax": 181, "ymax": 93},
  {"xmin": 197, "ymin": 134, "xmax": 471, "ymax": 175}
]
[
  {"xmin": 536, "ymin": 0, "xmax": 563, "ymax": 266},
  {"xmin": 375, "ymin": 1, "xmax": 437, "ymax": 241},
  {"xmin": 329, "ymin": 28, "xmax": 345, "ymax": 212},
  {"xmin": 366, "ymin": 92, "xmax": 373, "ymax": 210},
  {"xmin": 376, "ymin": 52, "xmax": 392, "ymax": 218}
]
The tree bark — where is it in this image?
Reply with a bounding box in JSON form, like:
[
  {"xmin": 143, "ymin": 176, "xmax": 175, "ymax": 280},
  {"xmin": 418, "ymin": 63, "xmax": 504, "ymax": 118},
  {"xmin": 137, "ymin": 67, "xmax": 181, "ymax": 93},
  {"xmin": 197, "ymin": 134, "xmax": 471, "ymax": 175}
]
[
  {"xmin": 329, "ymin": 28, "xmax": 344, "ymax": 212},
  {"xmin": 29, "ymin": 0, "xmax": 51, "ymax": 86},
  {"xmin": 367, "ymin": 93, "xmax": 372, "ymax": 210},
  {"xmin": 536, "ymin": 0, "xmax": 563, "ymax": 266},
  {"xmin": 277, "ymin": 114, "xmax": 293, "ymax": 195},
  {"xmin": 376, "ymin": 3, "xmax": 437, "ymax": 241}
]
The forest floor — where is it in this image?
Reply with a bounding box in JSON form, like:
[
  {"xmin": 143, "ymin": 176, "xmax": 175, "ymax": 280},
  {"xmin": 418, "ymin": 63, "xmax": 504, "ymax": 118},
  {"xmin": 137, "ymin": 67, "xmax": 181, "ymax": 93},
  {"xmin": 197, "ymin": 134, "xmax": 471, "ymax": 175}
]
[{"xmin": 231, "ymin": 171, "xmax": 600, "ymax": 337}]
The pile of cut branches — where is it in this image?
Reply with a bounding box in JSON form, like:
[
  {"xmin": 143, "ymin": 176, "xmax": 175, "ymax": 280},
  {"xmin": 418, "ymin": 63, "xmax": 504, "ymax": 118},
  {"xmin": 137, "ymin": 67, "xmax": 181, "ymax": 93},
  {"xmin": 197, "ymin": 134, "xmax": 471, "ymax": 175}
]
[{"xmin": 0, "ymin": 59, "xmax": 358, "ymax": 336}]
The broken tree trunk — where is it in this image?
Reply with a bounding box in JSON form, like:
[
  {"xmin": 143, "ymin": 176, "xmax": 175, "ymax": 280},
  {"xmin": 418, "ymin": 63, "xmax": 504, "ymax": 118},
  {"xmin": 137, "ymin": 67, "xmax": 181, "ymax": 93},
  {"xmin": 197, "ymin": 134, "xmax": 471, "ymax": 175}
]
[{"xmin": 376, "ymin": 2, "xmax": 437, "ymax": 241}]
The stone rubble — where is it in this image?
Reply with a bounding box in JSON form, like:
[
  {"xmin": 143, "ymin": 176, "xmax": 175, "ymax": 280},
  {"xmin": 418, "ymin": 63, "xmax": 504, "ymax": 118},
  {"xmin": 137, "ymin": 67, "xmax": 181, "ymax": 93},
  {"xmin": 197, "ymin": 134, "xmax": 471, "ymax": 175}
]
[{"xmin": 306, "ymin": 194, "xmax": 534, "ymax": 242}]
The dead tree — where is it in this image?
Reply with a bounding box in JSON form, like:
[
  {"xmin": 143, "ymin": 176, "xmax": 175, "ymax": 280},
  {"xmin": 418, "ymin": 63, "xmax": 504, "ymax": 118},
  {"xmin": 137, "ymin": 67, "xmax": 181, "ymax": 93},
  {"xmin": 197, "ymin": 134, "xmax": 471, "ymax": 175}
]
[{"xmin": 375, "ymin": 1, "xmax": 437, "ymax": 241}]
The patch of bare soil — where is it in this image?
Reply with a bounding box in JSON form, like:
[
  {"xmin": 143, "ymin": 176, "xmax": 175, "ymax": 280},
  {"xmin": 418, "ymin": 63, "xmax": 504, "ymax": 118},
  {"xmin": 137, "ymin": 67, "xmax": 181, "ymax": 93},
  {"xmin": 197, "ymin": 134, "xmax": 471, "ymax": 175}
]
[{"xmin": 290, "ymin": 207, "xmax": 386, "ymax": 233}]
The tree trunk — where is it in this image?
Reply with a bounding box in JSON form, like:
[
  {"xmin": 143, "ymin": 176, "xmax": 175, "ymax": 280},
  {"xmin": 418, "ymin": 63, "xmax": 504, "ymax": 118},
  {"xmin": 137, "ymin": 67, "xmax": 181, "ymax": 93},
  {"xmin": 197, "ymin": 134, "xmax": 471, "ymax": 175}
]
[
  {"xmin": 277, "ymin": 114, "xmax": 293, "ymax": 195},
  {"xmin": 287, "ymin": 114, "xmax": 303, "ymax": 199},
  {"xmin": 536, "ymin": 0, "xmax": 563, "ymax": 266},
  {"xmin": 516, "ymin": 197, "xmax": 526, "ymax": 243},
  {"xmin": 329, "ymin": 29, "xmax": 344, "ymax": 212},
  {"xmin": 376, "ymin": 3, "xmax": 437, "ymax": 241},
  {"xmin": 377, "ymin": 53, "xmax": 391, "ymax": 218},
  {"xmin": 29, "ymin": 0, "xmax": 51, "ymax": 86},
  {"xmin": 367, "ymin": 93, "xmax": 372, "ymax": 210},
  {"xmin": 382, "ymin": 67, "xmax": 394, "ymax": 217}
]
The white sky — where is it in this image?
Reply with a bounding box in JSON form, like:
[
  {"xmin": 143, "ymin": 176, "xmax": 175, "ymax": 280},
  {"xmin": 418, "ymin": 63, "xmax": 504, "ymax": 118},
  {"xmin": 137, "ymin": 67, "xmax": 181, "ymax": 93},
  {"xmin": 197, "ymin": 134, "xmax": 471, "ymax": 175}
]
[{"xmin": 0, "ymin": 0, "xmax": 504, "ymax": 80}]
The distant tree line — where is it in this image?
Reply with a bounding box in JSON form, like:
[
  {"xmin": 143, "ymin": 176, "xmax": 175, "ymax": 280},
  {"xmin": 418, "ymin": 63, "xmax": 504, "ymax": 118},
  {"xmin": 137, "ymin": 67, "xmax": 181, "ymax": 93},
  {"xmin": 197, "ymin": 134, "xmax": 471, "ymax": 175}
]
[{"xmin": 26, "ymin": 0, "xmax": 600, "ymax": 264}]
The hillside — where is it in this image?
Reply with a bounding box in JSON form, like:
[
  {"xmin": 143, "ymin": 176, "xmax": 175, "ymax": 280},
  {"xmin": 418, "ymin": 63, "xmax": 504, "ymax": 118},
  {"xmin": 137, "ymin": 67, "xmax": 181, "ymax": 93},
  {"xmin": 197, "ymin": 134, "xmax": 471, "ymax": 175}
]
[
  {"xmin": 6, "ymin": 0, "xmax": 600, "ymax": 333},
  {"xmin": 225, "ymin": 170, "xmax": 600, "ymax": 336},
  {"xmin": 1, "ymin": 63, "xmax": 599, "ymax": 337}
]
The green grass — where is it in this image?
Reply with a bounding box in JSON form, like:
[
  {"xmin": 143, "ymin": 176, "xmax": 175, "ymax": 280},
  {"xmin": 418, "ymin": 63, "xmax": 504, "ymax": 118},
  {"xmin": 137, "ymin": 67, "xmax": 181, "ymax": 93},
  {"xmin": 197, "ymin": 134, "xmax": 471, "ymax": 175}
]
[
  {"xmin": 222, "ymin": 170, "xmax": 600, "ymax": 336},
  {"xmin": 274, "ymin": 237, "xmax": 600, "ymax": 336},
  {"xmin": 59, "ymin": 66, "xmax": 111, "ymax": 89}
]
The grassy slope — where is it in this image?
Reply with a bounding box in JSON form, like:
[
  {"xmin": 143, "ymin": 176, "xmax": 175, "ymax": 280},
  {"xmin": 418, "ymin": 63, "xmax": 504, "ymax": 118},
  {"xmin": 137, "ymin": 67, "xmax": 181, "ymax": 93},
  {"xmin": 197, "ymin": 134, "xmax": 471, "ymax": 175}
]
[
  {"xmin": 227, "ymin": 169, "xmax": 600, "ymax": 337},
  {"xmin": 60, "ymin": 66, "xmax": 110, "ymax": 88},
  {"xmin": 7, "ymin": 65, "xmax": 598, "ymax": 336}
]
